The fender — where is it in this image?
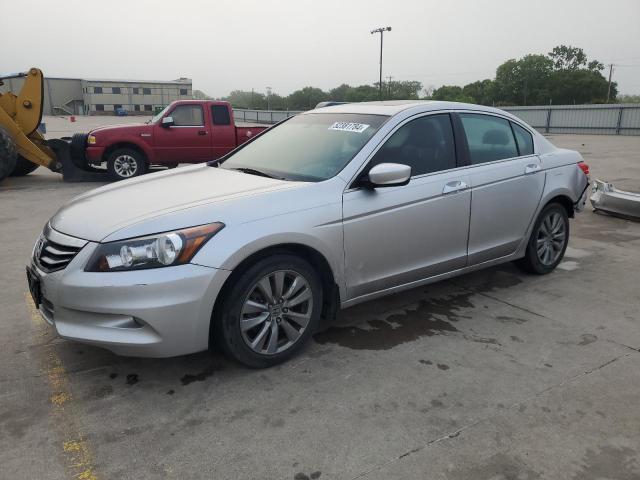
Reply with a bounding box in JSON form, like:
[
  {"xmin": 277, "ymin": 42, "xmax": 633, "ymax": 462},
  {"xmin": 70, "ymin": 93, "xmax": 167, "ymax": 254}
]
[{"xmin": 103, "ymin": 135, "xmax": 157, "ymax": 163}]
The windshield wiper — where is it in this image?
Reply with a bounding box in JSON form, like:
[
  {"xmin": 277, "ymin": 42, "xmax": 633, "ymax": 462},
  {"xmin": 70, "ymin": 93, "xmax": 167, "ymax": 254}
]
[{"xmin": 229, "ymin": 167, "xmax": 281, "ymax": 179}]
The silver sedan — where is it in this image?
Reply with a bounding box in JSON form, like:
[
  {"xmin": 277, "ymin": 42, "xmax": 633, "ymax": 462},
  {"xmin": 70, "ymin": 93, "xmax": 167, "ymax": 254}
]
[{"xmin": 27, "ymin": 101, "xmax": 590, "ymax": 367}]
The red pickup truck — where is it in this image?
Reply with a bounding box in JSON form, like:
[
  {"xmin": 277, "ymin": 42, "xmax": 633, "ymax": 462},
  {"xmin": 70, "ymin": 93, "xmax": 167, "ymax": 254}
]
[{"xmin": 80, "ymin": 100, "xmax": 268, "ymax": 180}]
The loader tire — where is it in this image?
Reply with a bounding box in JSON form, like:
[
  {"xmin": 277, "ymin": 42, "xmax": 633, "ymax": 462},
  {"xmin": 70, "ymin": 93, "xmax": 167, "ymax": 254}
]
[
  {"xmin": 0, "ymin": 127, "xmax": 18, "ymax": 183},
  {"xmin": 10, "ymin": 155, "xmax": 39, "ymax": 176}
]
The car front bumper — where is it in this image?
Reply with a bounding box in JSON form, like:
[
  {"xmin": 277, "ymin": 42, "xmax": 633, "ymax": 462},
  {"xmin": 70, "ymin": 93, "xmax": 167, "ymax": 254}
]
[
  {"xmin": 31, "ymin": 241, "xmax": 231, "ymax": 357},
  {"xmin": 85, "ymin": 146, "xmax": 106, "ymax": 166}
]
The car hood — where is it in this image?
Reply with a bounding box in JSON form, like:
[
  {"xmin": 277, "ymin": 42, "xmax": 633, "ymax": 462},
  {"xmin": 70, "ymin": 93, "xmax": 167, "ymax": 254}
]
[
  {"xmin": 90, "ymin": 123, "xmax": 154, "ymax": 137},
  {"xmin": 50, "ymin": 165, "xmax": 305, "ymax": 242}
]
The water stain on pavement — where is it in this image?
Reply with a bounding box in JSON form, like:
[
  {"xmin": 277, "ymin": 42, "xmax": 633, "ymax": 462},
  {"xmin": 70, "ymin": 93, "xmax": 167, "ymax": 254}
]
[
  {"xmin": 314, "ymin": 267, "xmax": 523, "ymax": 350},
  {"xmin": 570, "ymin": 445, "xmax": 640, "ymax": 479},
  {"xmin": 447, "ymin": 453, "xmax": 541, "ymax": 480},
  {"xmin": 314, "ymin": 294, "xmax": 464, "ymax": 350},
  {"xmin": 180, "ymin": 364, "xmax": 221, "ymax": 386}
]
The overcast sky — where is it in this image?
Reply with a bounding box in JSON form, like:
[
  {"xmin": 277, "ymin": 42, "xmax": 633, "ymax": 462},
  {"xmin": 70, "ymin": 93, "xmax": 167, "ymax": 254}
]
[{"xmin": 2, "ymin": 0, "xmax": 639, "ymax": 97}]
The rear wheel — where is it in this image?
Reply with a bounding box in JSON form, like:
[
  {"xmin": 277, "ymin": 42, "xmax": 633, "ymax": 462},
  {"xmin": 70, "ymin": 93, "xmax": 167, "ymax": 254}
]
[
  {"xmin": 10, "ymin": 155, "xmax": 39, "ymax": 176},
  {"xmin": 0, "ymin": 127, "xmax": 18, "ymax": 183},
  {"xmin": 516, "ymin": 203, "xmax": 569, "ymax": 274},
  {"xmin": 215, "ymin": 254, "xmax": 323, "ymax": 368},
  {"xmin": 106, "ymin": 148, "xmax": 147, "ymax": 181}
]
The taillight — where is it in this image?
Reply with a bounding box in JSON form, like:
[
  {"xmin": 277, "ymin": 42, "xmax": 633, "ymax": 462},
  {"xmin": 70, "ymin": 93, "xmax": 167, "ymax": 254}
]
[{"xmin": 578, "ymin": 161, "xmax": 590, "ymax": 176}]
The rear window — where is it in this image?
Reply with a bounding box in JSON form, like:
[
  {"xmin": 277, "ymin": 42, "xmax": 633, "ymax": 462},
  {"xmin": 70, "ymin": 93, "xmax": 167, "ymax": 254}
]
[
  {"xmin": 211, "ymin": 105, "xmax": 231, "ymax": 125},
  {"xmin": 459, "ymin": 114, "xmax": 518, "ymax": 164},
  {"xmin": 511, "ymin": 122, "xmax": 534, "ymax": 156}
]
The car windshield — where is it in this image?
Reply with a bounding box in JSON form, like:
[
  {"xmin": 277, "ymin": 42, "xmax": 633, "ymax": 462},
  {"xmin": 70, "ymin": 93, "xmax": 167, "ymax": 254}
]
[
  {"xmin": 151, "ymin": 105, "xmax": 171, "ymax": 123},
  {"xmin": 219, "ymin": 113, "xmax": 388, "ymax": 181}
]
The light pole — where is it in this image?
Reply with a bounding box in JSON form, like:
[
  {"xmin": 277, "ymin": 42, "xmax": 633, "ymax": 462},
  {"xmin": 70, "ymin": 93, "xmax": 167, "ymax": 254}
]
[
  {"xmin": 371, "ymin": 26, "xmax": 392, "ymax": 100},
  {"xmin": 266, "ymin": 86, "xmax": 272, "ymax": 110}
]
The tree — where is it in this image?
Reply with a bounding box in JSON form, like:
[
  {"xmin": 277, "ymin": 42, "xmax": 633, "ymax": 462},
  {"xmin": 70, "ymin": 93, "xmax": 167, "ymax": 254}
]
[
  {"xmin": 548, "ymin": 45, "xmax": 589, "ymax": 70},
  {"xmin": 430, "ymin": 85, "xmax": 474, "ymax": 103},
  {"xmin": 494, "ymin": 55, "xmax": 553, "ymax": 105},
  {"xmin": 462, "ymin": 79, "xmax": 497, "ymax": 105},
  {"xmin": 286, "ymin": 87, "xmax": 328, "ymax": 110}
]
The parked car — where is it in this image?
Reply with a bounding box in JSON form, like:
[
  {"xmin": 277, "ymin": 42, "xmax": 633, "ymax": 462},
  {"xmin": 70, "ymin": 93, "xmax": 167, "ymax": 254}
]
[
  {"xmin": 27, "ymin": 101, "xmax": 590, "ymax": 367},
  {"xmin": 77, "ymin": 100, "xmax": 268, "ymax": 180}
]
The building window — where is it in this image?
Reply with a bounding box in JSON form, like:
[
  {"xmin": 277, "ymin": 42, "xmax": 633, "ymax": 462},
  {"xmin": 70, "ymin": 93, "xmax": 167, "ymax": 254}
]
[
  {"xmin": 95, "ymin": 104, "xmax": 104, "ymax": 111},
  {"xmin": 180, "ymin": 88, "xmax": 188, "ymax": 96},
  {"xmin": 112, "ymin": 87, "xmax": 121, "ymax": 94},
  {"xmin": 133, "ymin": 88, "xmax": 139, "ymax": 94},
  {"xmin": 134, "ymin": 105, "xmax": 141, "ymax": 112},
  {"xmin": 144, "ymin": 105, "xmax": 153, "ymax": 111},
  {"xmin": 93, "ymin": 86, "xmax": 103, "ymax": 94},
  {"xmin": 143, "ymin": 88, "xmax": 151, "ymax": 95}
]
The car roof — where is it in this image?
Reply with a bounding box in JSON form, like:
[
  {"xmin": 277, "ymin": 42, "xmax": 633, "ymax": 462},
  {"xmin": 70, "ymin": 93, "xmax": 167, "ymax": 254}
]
[{"xmin": 303, "ymin": 100, "xmax": 511, "ymax": 118}]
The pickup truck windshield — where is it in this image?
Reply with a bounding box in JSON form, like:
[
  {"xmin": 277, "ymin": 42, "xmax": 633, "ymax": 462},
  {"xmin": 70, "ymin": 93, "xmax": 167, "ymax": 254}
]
[{"xmin": 220, "ymin": 113, "xmax": 388, "ymax": 181}]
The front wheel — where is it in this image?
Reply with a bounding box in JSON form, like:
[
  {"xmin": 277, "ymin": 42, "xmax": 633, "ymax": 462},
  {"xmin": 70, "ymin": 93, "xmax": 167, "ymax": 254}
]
[
  {"xmin": 516, "ymin": 203, "xmax": 569, "ymax": 274},
  {"xmin": 106, "ymin": 148, "xmax": 147, "ymax": 181},
  {"xmin": 215, "ymin": 254, "xmax": 323, "ymax": 368},
  {"xmin": 10, "ymin": 155, "xmax": 39, "ymax": 176},
  {"xmin": 0, "ymin": 127, "xmax": 18, "ymax": 182}
]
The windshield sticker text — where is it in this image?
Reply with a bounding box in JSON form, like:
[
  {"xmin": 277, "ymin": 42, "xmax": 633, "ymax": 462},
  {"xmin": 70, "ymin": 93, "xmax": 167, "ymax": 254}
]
[{"xmin": 328, "ymin": 122, "xmax": 370, "ymax": 133}]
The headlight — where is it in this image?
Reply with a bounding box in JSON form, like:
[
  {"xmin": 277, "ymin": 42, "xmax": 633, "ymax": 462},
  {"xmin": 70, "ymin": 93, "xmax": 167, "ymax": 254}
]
[
  {"xmin": 85, "ymin": 223, "xmax": 224, "ymax": 272},
  {"xmin": 87, "ymin": 134, "xmax": 97, "ymax": 145}
]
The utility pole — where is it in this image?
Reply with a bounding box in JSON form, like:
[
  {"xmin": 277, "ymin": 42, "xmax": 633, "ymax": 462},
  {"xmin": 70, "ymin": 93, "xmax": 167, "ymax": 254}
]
[
  {"xmin": 606, "ymin": 64, "xmax": 614, "ymax": 103},
  {"xmin": 386, "ymin": 76, "xmax": 393, "ymax": 99},
  {"xmin": 371, "ymin": 26, "xmax": 392, "ymax": 100},
  {"xmin": 266, "ymin": 86, "xmax": 272, "ymax": 110}
]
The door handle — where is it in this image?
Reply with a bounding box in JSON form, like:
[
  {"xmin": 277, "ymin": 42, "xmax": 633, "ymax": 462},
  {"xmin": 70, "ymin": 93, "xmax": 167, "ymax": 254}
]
[
  {"xmin": 442, "ymin": 180, "xmax": 469, "ymax": 194},
  {"xmin": 524, "ymin": 163, "xmax": 541, "ymax": 174},
  {"xmin": 198, "ymin": 130, "xmax": 207, "ymax": 136}
]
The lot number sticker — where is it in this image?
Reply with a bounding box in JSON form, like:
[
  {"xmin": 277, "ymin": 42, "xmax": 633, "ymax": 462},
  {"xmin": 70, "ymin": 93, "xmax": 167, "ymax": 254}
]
[{"xmin": 329, "ymin": 122, "xmax": 370, "ymax": 133}]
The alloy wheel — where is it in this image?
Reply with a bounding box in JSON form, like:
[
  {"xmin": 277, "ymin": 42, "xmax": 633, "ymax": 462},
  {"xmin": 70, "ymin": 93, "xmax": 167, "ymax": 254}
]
[
  {"xmin": 113, "ymin": 154, "xmax": 138, "ymax": 177},
  {"xmin": 240, "ymin": 270, "xmax": 313, "ymax": 355},
  {"xmin": 536, "ymin": 211, "xmax": 567, "ymax": 265}
]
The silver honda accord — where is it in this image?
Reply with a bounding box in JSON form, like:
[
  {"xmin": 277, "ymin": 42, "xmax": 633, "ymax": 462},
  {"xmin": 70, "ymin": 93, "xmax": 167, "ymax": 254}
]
[{"xmin": 27, "ymin": 101, "xmax": 589, "ymax": 367}]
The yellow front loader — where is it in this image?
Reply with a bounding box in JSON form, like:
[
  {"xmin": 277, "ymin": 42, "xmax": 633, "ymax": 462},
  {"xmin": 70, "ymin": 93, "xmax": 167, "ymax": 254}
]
[
  {"xmin": 0, "ymin": 68, "xmax": 107, "ymax": 183},
  {"xmin": 0, "ymin": 68, "xmax": 62, "ymax": 181}
]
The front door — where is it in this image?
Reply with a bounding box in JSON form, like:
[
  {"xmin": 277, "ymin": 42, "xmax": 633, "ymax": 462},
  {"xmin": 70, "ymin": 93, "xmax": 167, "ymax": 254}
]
[
  {"xmin": 154, "ymin": 104, "xmax": 211, "ymax": 162},
  {"xmin": 456, "ymin": 113, "xmax": 545, "ymax": 265},
  {"xmin": 343, "ymin": 113, "xmax": 471, "ymax": 301}
]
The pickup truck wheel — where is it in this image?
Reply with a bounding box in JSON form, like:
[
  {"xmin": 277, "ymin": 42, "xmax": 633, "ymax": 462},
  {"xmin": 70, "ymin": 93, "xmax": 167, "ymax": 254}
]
[
  {"xmin": 215, "ymin": 254, "xmax": 323, "ymax": 368},
  {"xmin": 10, "ymin": 155, "xmax": 39, "ymax": 176},
  {"xmin": 0, "ymin": 127, "xmax": 18, "ymax": 182},
  {"xmin": 107, "ymin": 148, "xmax": 147, "ymax": 181},
  {"xmin": 516, "ymin": 203, "xmax": 569, "ymax": 275}
]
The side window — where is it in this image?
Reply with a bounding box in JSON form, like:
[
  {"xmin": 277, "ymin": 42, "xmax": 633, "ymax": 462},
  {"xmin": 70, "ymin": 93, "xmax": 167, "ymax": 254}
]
[
  {"xmin": 370, "ymin": 114, "xmax": 456, "ymax": 176},
  {"xmin": 459, "ymin": 114, "xmax": 518, "ymax": 164},
  {"xmin": 511, "ymin": 122, "xmax": 534, "ymax": 156},
  {"xmin": 170, "ymin": 105, "xmax": 204, "ymax": 126},
  {"xmin": 211, "ymin": 105, "xmax": 231, "ymax": 125}
]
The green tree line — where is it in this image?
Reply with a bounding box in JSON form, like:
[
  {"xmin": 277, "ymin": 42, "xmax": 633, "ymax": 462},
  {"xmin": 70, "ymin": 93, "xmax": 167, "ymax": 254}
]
[{"xmin": 214, "ymin": 45, "xmax": 618, "ymax": 110}]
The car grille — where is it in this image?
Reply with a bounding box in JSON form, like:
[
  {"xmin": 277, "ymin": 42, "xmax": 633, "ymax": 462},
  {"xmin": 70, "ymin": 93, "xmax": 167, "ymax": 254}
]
[{"xmin": 34, "ymin": 225, "xmax": 87, "ymax": 273}]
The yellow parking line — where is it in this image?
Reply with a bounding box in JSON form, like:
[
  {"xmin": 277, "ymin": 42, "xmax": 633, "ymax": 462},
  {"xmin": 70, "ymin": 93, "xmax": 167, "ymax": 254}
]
[{"xmin": 25, "ymin": 293, "xmax": 98, "ymax": 480}]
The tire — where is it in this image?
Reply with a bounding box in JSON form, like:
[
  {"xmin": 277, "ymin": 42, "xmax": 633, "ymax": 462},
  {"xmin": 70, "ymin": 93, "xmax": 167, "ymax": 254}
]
[
  {"xmin": 106, "ymin": 148, "xmax": 147, "ymax": 181},
  {"xmin": 10, "ymin": 155, "xmax": 39, "ymax": 176},
  {"xmin": 70, "ymin": 133, "xmax": 90, "ymax": 170},
  {"xmin": 0, "ymin": 127, "xmax": 18, "ymax": 182},
  {"xmin": 516, "ymin": 202, "xmax": 570, "ymax": 275},
  {"xmin": 215, "ymin": 254, "xmax": 323, "ymax": 368}
]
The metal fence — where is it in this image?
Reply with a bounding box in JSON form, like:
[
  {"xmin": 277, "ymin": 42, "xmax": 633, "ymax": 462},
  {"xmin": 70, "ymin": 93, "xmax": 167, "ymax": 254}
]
[
  {"xmin": 501, "ymin": 104, "xmax": 640, "ymax": 136},
  {"xmin": 234, "ymin": 103, "xmax": 640, "ymax": 135}
]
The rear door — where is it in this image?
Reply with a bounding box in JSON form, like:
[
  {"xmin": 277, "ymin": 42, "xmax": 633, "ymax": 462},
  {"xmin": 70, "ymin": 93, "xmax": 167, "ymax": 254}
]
[
  {"xmin": 343, "ymin": 113, "xmax": 471, "ymax": 300},
  {"xmin": 154, "ymin": 104, "xmax": 211, "ymax": 162},
  {"xmin": 455, "ymin": 112, "xmax": 544, "ymax": 265}
]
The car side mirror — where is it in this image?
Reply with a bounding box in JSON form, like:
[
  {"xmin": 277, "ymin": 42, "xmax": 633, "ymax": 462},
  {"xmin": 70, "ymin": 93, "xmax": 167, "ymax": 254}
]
[
  {"xmin": 161, "ymin": 116, "xmax": 174, "ymax": 128},
  {"xmin": 365, "ymin": 163, "xmax": 411, "ymax": 188}
]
